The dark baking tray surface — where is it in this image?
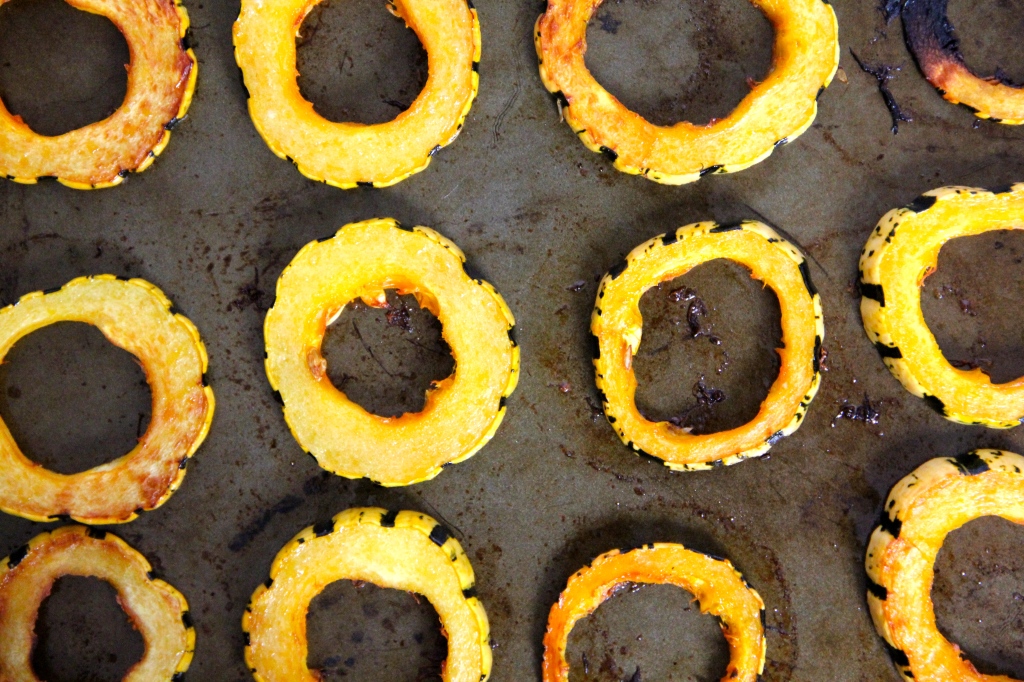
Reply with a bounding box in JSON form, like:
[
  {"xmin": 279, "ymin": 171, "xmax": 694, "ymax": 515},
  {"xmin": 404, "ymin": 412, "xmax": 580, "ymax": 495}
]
[{"xmin": 4, "ymin": 0, "xmax": 1024, "ymax": 679}]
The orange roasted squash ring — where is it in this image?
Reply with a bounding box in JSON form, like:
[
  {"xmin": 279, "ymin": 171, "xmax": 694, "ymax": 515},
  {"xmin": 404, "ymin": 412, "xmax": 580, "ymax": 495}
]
[
  {"xmin": 244, "ymin": 507, "xmax": 491, "ymax": 682},
  {"xmin": 535, "ymin": 0, "xmax": 838, "ymax": 184},
  {"xmin": 866, "ymin": 449, "xmax": 1024, "ymax": 681},
  {"xmin": 592, "ymin": 220, "xmax": 823, "ymax": 470},
  {"xmin": 264, "ymin": 218, "xmax": 518, "ymax": 486},
  {"xmin": 0, "ymin": 0, "xmax": 195, "ymax": 189},
  {"xmin": 0, "ymin": 525, "xmax": 195, "ymax": 680},
  {"xmin": 233, "ymin": 0, "xmax": 479, "ymax": 188},
  {"xmin": 543, "ymin": 544, "xmax": 765, "ymax": 682},
  {"xmin": 903, "ymin": 0, "xmax": 1024, "ymax": 124},
  {"xmin": 860, "ymin": 184, "xmax": 1024, "ymax": 428},
  {"xmin": 0, "ymin": 276, "xmax": 214, "ymax": 524}
]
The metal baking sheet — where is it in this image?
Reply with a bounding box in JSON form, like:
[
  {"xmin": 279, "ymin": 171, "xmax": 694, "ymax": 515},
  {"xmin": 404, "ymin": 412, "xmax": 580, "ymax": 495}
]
[{"xmin": 4, "ymin": 0, "xmax": 1024, "ymax": 679}]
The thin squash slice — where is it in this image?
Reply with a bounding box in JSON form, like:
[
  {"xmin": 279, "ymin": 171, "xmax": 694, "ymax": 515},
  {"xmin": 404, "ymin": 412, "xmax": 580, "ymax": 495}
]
[
  {"xmin": 0, "ymin": 276, "xmax": 214, "ymax": 524},
  {"xmin": 593, "ymin": 221, "xmax": 823, "ymax": 469},
  {"xmin": 903, "ymin": 0, "xmax": 1024, "ymax": 124},
  {"xmin": 0, "ymin": 525, "xmax": 195, "ymax": 681},
  {"xmin": 866, "ymin": 449, "xmax": 1024, "ymax": 682},
  {"xmin": 264, "ymin": 218, "xmax": 518, "ymax": 486},
  {"xmin": 860, "ymin": 184, "xmax": 1024, "ymax": 427},
  {"xmin": 535, "ymin": 0, "xmax": 838, "ymax": 183},
  {"xmin": 0, "ymin": 0, "xmax": 196, "ymax": 188},
  {"xmin": 543, "ymin": 544, "xmax": 765, "ymax": 682},
  {"xmin": 244, "ymin": 507, "xmax": 491, "ymax": 682},
  {"xmin": 233, "ymin": 0, "xmax": 479, "ymax": 188}
]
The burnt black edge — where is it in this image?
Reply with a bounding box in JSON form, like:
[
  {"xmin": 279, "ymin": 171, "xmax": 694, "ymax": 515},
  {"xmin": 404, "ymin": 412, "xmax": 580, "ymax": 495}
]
[
  {"xmin": 922, "ymin": 394, "xmax": 946, "ymax": 416},
  {"xmin": 599, "ymin": 146, "xmax": 618, "ymax": 162},
  {"xmin": 799, "ymin": 260, "xmax": 818, "ymax": 297},
  {"xmin": 879, "ymin": 511, "xmax": 902, "ymax": 539},
  {"xmin": 905, "ymin": 194, "xmax": 937, "ymax": 213},
  {"xmin": 859, "ymin": 281, "xmax": 886, "ymax": 306},
  {"xmin": 699, "ymin": 164, "xmax": 723, "ymax": 177},
  {"xmin": 874, "ymin": 342, "xmax": 902, "ymax": 359},
  {"xmin": 709, "ymin": 222, "xmax": 743, "ymax": 233},
  {"xmin": 952, "ymin": 451, "xmax": 990, "ymax": 476},
  {"xmin": 6, "ymin": 544, "xmax": 28, "ymax": 568},
  {"xmin": 429, "ymin": 524, "xmax": 453, "ymax": 547},
  {"xmin": 379, "ymin": 510, "xmax": 399, "ymax": 527},
  {"xmin": 867, "ymin": 579, "xmax": 888, "ymax": 600},
  {"xmin": 313, "ymin": 518, "xmax": 335, "ymax": 537}
]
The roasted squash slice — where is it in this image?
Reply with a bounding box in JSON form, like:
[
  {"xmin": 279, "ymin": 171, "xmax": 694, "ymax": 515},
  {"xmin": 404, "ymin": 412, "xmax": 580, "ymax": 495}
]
[
  {"xmin": 244, "ymin": 507, "xmax": 491, "ymax": 682},
  {"xmin": 543, "ymin": 544, "xmax": 765, "ymax": 682},
  {"xmin": 903, "ymin": 0, "xmax": 1024, "ymax": 124},
  {"xmin": 860, "ymin": 184, "xmax": 1024, "ymax": 428},
  {"xmin": 592, "ymin": 221, "xmax": 823, "ymax": 469},
  {"xmin": 866, "ymin": 449, "xmax": 1024, "ymax": 682},
  {"xmin": 264, "ymin": 218, "xmax": 518, "ymax": 486},
  {"xmin": 233, "ymin": 0, "xmax": 479, "ymax": 188},
  {"xmin": 0, "ymin": 0, "xmax": 196, "ymax": 189},
  {"xmin": 535, "ymin": 0, "xmax": 838, "ymax": 184},
  {"xmin": 0, "ymin": 276, "xmax": 214, "ymax": 524},
  {"xmin": 0, "ymin": 525, "xmax": 195, "ymax": 681}
]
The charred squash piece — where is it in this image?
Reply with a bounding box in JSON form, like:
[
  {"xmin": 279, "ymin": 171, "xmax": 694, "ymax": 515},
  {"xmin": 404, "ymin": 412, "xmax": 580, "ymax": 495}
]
[
  {"xmin": 866, "ymin": 449, "xmax": 1024, "ymax": 681},
  {"xmin": 903, "ymin": 0, "xmax": 1024, "ymax": 124},
  {"xmin": 0, "ymin": 276, "xmax": 213, "ymax": 524},
  {"xmin": 860, "ymin": 184, "xmax": 1024, "ymax": 428},
  {"xmin": 543, "ymin": 544, "xmax": 765, "ymax": 682},
  {"xmin": 0, "ymin": 0, "xmax": 195, "ymax": 188},
  {"xmin": 244, "ymin": 507, "xmax": 491, "ymax": 682},
  {"xmin": 233, "ymin": 0, "xmax": 479, "ymax": 188},
  {"xmin": 0, "ymin": 525, "xmax": 195, "ymax": 681},
  {"xmin": 264, "ymin": 218, "xmax": 518, "ymax": 486},
  {"xmin": 535, "ymin": 0, "xmax": 838, "ymax": 184},
  {"xmin": 592, "ymin": 221, "xmax": 823, "ymax": 469}
]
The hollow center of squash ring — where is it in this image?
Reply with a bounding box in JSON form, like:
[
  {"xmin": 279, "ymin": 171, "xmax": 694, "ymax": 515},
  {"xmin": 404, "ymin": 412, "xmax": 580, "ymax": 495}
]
[
  {"xmin": 566, "ymin": 582, "xmax": 730, "ymax": 680},
  {"xmin": 634, "ymin": 261, "xmax": 782, "ymax": 435},
  {"xmin": 583, "ymin": 0, "xmax": 772, "ymax": 127},
  {"xmin": 920, "ymin": 230, "xmax": 1024, "ymax": 385},
  {"xmin": 321, "ymin": 290, "xmax": 455, "ymax": 418},
  {"xmin": 932, "ymin": 515, "xmax": 1024, "ymax": 679},
  {"xmin": 296, "ymin": 0, "xmax": 429, "ymax": 125},
  {"xmin": 947, "ymin": 0, "xmax": 1024, "ymax": 85},
  {"xmin": 306, "ymin": 578, "xmax": 446, "ymax": 679},
  {"xmin": 0, "ymin": 321, "xmax": 151, "ymax": 475},
  {"xmin": 0, "ymin": 0, "xmax": 128, "ymax": 136},
  {"xmin": 31, "ymin": 575, "xmax": 145, "ymax": 682}
]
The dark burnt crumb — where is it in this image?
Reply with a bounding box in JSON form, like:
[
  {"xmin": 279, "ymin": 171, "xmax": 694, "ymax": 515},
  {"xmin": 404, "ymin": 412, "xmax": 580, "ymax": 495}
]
[
  {"xmin": 628, "ymin": 666, "xmax": 643, "ymax": 682},
  {"xmin": 556, "ymin": 381, "xmax": 571, "ymax": 393},
  {"xmin": 849, "ymin": 48, "xmax": 912, "ymax": 134},
  {"xmin": 582, "ymin": 652, "xmax": 590, "ymax": 674},
  {"xmin": 668, "ymin": 378, "xmax": 726, "ymax": 432},
  {"xmin": 831, "ymin": 394, "xmax": 881, "ymax": 427},
  {"xmin": 667, "ymin": 285, "xmax": 714, "ymax": 340},
  {"xmin": 384, "ymin": 299, "xmax": 414, "ymax": 331},
  {"xmin": 934, "ymin": 283, "xmax": 976, "ymax": 316},
  {"xmin": 560, "ymin": 444, "xmax": 576, "ymax": 459},
  {"xmin": 879, "ymin": 0, "xmax": 901, "ymax": 22},
  {"xmin": 567, "ymin": 279, "xmax": 587, "ymax": 292},
  {"xmin": 596, "ymin": 10, "xmax": 620, "ymax": 34},
  {"xmin": 819, "ymin": 346, "xmax": 830, "ymax": 372},
  {"xmin": 585, "ymin": 396, "xmax": 604, "ymax": 422},
  {"xmin": 230, "ymin": 267, "xmax": 273, "ymax": 312},
  {"xmin": 950, "ymin": 357, "xmax": 993, "ymax": 372}
]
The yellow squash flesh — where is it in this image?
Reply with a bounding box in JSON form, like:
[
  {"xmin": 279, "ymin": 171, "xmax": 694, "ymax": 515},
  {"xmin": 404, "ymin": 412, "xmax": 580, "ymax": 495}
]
[
  {"xmin": 866, "ymin": 449, "xmax": 1024, "ymax": 682},
  {"xmin": 592, "ymin": 221, "xmax": 823, "ymax": 469},
  {"xmin": 543, "ymin": 544, "xmax": 766, "ymax": 682},
  {"xmin": 0, "ymin": 276, "xmax": 214, "ymax": 524},
  {"xmin": 0, "ymin": 0, "xmax": 196, "ymax": 188},
  {"xmin": 233, "ymin": 0, "xmax": 479, "ymax": 188},
  {"xmin": 860, "ymin": 184, "xmax": 1024, "ymax": 427},
  {"xmin": 0, "ymin": 525, "xmax": 194, "ymax": 682},
  {"xmin": 264, "ymin": 218, "xmax": 518, "ymax": 486},
  {"xmin": 536, "ymin": 0, "xmax": 838, "ymax": 183},
  {"xmin": 243, "ymin": 507, "xmax": 491, "ymax": 682}
]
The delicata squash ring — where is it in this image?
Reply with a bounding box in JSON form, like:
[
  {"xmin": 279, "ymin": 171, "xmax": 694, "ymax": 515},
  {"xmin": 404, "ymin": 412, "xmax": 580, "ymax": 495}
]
[
  {"xmin": 543, "ymin": 544, "xmax": 765, "ymax": 682},
  {"xmin": 233, "ymin": 0, "xmax": 479, "ymax": 188},
  {"xmin": 866, "ymin": 449, "xmax": 1024, "ymax": 681},
  {"xmin": 860, "ymin": 184, "xmax": 1024, "ymax": 428},
  {"xmin": 265, "ymin": 218, "xmax": 518, "ymax": 486},
  {"xmin": 592, "ymin": 221, "xmax": 823, "ymax": 470},
  {"xmin": 903, "ymin": 0, "xmax": 1024, "ymax": 124},
  {"xmin": 0, "ymin": 525, "xmax": 195, "ymax": 681},
  {"xmin": 0, "ymin": 276, "xmax": 214, "ymax": 524},
  {"xmin": 535, "ymin": 0, "xmax": 838, "ymax": 184},
  {"xmin": 0, "ymin": 0, "xmax": 196, "ymax": 188},
  {"xmin": 244, "ymin": 507, "xmax": 491, "ymax": 682}
]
